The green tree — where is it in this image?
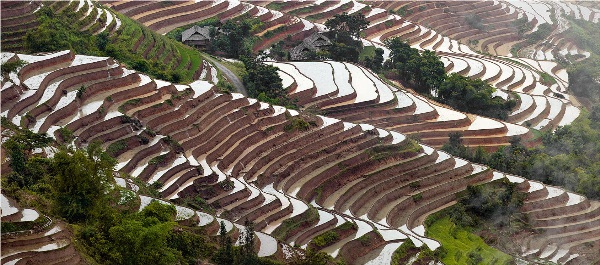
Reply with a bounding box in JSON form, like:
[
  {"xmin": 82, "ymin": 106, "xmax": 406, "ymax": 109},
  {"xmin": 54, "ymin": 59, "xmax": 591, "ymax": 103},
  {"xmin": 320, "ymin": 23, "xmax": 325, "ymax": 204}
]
[
  {"xmin": 371, "ymin": 47, "xmax": 384, "ymax": 71},
  {"xmin": 242, "ymin": 56, "xmax": 296, "ymax": 108},
  {"xmin": 324, "ymin": 12, "xmax": 369, "ymax": 63},
  {"xmin": 3, "ymin": 125, "xmax": 53, "ymax": 187},
  {"xmin": 214, "ymin": 221, "xmax": 234, "ymax": 265},
  {"xmin": 239, "ymin": 220, "xmax": 257, "ymax": 265},
  {"xmin": 51, "ymin": 142, "xmax": 116, "ymax": 222},
  {"xmin": 442, "ymin": 132, "xmax": 471, "ymax": 159},
  {"xmin": 211, "ymin": 19, "xmax": 257, "ymax": 59},
  {"xmin": 384, "ymin": 38, "xmax": 445, "ymax": 93},
  {"xmin": 437, "ymin": 73, "xmax": 515, "ymax": 120},
  {"xmin": 324, "ymin": 12, "xmax": 369, "ymax": 43},
  {"xmin": 108, "ymin": 202, "xmax": 180, "ymax": 265}
]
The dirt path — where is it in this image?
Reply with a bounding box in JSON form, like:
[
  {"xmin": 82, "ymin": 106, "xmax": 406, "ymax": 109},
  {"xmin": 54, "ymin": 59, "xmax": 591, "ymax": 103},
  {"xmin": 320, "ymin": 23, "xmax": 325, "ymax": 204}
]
[{"xmin": 205, "ymin": 56, "xmax": 248, "ymax": 96}]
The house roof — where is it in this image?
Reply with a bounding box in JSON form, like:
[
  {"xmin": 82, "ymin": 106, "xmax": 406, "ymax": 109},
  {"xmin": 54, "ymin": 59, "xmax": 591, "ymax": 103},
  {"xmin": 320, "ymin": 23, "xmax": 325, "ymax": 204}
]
[
  {"xmin": 290, "ymin": 32, "xmax": 331, "ymax": 60},
  {"xmin": 182, "ymin": 25, "xmax": 212, "ymax": 42},
  {"xmin": 302, "ymin": 32, "xmax": 331, "ymax": 49}
]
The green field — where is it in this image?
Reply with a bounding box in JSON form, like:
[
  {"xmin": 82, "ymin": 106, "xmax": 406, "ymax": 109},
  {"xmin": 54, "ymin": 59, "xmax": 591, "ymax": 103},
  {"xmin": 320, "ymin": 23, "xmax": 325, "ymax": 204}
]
[
  {"xmin": 359, "ymin": 45, "xmax": 376, "ymax": 61},
  {"xmin": 427, "ymin": 217, "xmax": 513, "ymax": 265}
]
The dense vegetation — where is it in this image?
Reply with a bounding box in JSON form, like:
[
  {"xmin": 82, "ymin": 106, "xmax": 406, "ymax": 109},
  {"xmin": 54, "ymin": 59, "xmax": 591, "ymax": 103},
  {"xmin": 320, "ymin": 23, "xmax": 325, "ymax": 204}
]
[
  {"xmin": 242, "ymin": 55, "xmax": 298, "ymax": 109},
  {"xmin": 2, "ymin": 117, "xmax": 344, "ymax": 264},
  {"xmin": 167, "ymin": 16, "xmax": 298, "ymax": 108},
  {"xmin": 323, "ymin": 12, "xmax": 370, "ymax": 63},
  {"xmin": 426, "ymin": 217, "xmax": 513, "ymax": 265},
  {"xmin": 561, "ymin": 18, "xmax": 600, "ymax": 107},
  {"xmin": 417, "ymin": 180, "xmax": 526, "ymax": 265},
  {"xmin": 22, "ymin": 4, "xmax": 208, "ymax": 83},
  {"xmin": 442, "ymin": 108, "xmax": 600, "ymax": 200},
  {"xmin": 1, "ymin": 120, "xmax": 210, "ymax": 264},
  {"xmin": 383, "ymin": 38, "xmax": 516, "ymax": 120}
]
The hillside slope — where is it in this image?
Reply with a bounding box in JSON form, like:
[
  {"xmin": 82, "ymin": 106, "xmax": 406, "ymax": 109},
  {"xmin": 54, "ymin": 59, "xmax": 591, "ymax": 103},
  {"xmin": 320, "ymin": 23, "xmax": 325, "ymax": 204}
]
[{"xmin": 2, "ymin": 50, "xmax": 599, "ymax": 264}]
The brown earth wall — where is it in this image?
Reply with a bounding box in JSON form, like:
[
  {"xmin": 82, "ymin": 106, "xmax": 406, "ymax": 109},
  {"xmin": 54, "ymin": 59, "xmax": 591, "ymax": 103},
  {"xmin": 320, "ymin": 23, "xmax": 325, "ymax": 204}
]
[
  {"xmin": 393, "ymin": 169, "xmax": 492, "ymax": 227},
  {"xmin": 278, "ymin": 133, "xmax": 391, "ymax": 193},
  {"xmin": 262, "ymin": 125, "xmax": 363, "ymax": 180},
  {"xmin": 1, "ymin": 85, "xmax": 24, "ymax": 105},
  {"xmin": 523, "ymin": 192, "xmax": 570, "ymax": 212},
  {"xmin": 333, "ymin": 150, "xmax": 439, "ymax": 208},
  {"xmin": 192, "ymin": 112, "xmax": 260, "ymax": 159},
  {"xmin": 111, "ymin": 1, "xmax": 153, "ymax": 13},
  {"xmin": 219, "ymin": 2, "xmax": 245, "ymax": 20},
  {"xmin": 87, "ymin": 125, "xmax": 134, "ymax": 146},
  {"xmin": 244, "ymin": 121, "xmax": 345, "ymax": 180},
  {"xmin": 120, "ymin": 142, "xmax": 164, "ymax": 174},
  {"xmin": 338, "ymin": 231, "xmax": 386, "ymax": 265},
  {"xmin": 236, "ymin": 198, "xmax": 282, "ymax": 224},
  {"xmin": 296, "ymin": 153, "xmax": 370, "ymax": 201},
  {"xmin": 533, "ymin": 204, "xmax": 600, "ymax": 227},
  {"xmin": 271, "ymin": 130, "xmax": 372, "ymax": 190},
  {"xmin": 528, "ymin": 199, "xmax": 591, "ymax": 220},
  {"xmin": 220, "ymin": 123, "xmax": 287, "ymax": 171},
  {"xmin": 368, "ymin": 161, "xmax": 473, "ymax": 220},
  {"xmin": 204, "ymin": 109, "xmax": 279, "ymax": 162},
  {"xmin": 161, "ymin": 94, "xmax": 232, "ymax": 137},
  {"xmin": 8, "ymin": 59, "xmax": 110, "ymax": 120},
  {"xmin": 317, "ymin": 150, "xmax": 424, "ymax": 203},
  {"xmin": 1, "ymin": 12, "xmax": 38, "ymax": 27},
  {"xmin": 350, "ymin": 154, "xmax": 456, "ymax": 214},
  {"xmin": 18, "ymin": 51, "xmax": 75, "ymax": 83},
  {"xmin": 293, "ymin": 217, "xmax": 337, "ymax": 246},
  {"xmin": 309, "ymin": 224, "xmax": 357, "ymax": 252},
  {"xmin": 147, "ymin": 1, "xmax": 229, "ymax": 32}
]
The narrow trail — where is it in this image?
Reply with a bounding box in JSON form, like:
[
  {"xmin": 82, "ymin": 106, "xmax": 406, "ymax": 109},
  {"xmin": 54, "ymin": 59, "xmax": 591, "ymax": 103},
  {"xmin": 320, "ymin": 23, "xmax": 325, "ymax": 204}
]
[{"xmin": 205, "ymin": 56, "xmax": 248, "ymax": 96}]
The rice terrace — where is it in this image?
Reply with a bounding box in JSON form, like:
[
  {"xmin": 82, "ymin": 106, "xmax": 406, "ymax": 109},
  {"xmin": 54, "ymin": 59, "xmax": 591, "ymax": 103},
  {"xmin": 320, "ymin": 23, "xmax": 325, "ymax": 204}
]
[{"xmin": 1, "ymin": 0, "xmax": 599, "ymax": 264}]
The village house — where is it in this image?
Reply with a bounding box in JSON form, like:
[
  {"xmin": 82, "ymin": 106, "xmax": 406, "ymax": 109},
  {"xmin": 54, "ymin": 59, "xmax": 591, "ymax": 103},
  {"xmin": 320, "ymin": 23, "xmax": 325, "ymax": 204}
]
[
  {"xmin": 290, "ymin": 32, "xmax": 332, "ymax": 60},
  {"xmin": 181, "ymin": 25, "xmax": 212, "ymax": 49}
]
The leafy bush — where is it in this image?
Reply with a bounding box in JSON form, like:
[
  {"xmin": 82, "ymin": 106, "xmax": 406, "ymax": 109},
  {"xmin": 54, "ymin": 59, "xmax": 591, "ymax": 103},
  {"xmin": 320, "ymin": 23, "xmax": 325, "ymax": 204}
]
[
  {"xmin": 241, "ymin": 56, "xmax": 297, "ymax": 109},
  {"xmin": 311, "ymin": 231, "xmax": 339, "ymax": 248},
  {"xmin": 437, "ymin": 74, "xmax": 516, "ymax": 120},
  {"xmin": 272, "ymin": 207, "xmax": 318, "ymax": 240},
  {"xmin": 148, "ymin": 154, "xmax": 167, "ymax": 165},
  {"xmin": 106, "ymin": 139, "xmax": 128, "ymax": 157},
  {"xmin": 284, "ymin": 117, "xmax": 312, "ymax": 132},
  {"xmin": 1, "ymin": 60, "xmax": 26, "ymax": 76}
]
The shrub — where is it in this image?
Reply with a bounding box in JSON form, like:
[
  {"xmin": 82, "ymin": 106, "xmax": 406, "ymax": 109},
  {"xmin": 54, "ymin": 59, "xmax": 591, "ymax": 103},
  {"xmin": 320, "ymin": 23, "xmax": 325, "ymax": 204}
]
[
  {"xmin": 1, "ymin": 60, "xmax": 26, "ymax": 76},
  {"xmin": 311, "ymin": 230, "xmax": 339, "ymax": 248}
]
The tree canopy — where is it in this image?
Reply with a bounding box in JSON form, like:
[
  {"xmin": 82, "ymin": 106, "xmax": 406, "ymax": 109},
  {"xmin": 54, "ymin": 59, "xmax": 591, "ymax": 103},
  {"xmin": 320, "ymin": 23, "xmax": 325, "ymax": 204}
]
[
  {"xmin": 324, "ymin": 12, "xmax": 369, "ymax": 41},
  {"xmin": 383, "ymin": 38, "xmax": 514, "ymax": 120}
]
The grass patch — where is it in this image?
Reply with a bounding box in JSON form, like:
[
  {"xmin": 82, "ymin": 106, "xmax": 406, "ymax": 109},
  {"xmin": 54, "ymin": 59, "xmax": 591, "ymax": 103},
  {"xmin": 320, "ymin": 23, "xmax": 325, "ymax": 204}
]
[
  {"xmin": 539, "ymin": 72, "xmax": 557, "ymax": 86},
  {"xmin": 265, "ymin": 2, "xmax": 286, "ymax": 11},
  {"xmin": 426, "ymin": 217, "xmax": 513, "ymax": 265},
  {"xmin": 218, "ymin": 59, "xmax": 247, "ymax": 80},
  {"xmin": 271, "ymin": 206, "xmax": 318, "ymax": 241},
  {"xmin": 359, "ymin": 45, "xmax": 376, "ymax": 61},
  {"xmin": 289, "ymin": 6, "xmax": 314, "ymax": 16}
]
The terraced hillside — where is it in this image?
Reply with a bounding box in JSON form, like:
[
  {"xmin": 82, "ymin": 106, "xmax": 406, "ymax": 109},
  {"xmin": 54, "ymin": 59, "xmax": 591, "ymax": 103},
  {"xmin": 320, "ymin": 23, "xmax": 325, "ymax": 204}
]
[
  {"xmin": 268, "ymin": 60, "xmax": 535, "ymax": 150},
  {"xmin": 1, "ymin": 193, "xmax": 82, "ymax": 264},
  {"xmin": 364, "ymin": 0, "xmax": 599, "ymax": 58},
  {"xmin": 1, "ymin": 173, "xmax": 288, "ymax": 264},
  {"xmin": 2, "ymin": 0, "xmax": 600, "ymax": 264},
  {"xmin": 0, "ymin": 0, "xmax": 222, "ymax": 83},
  {"xmin": 255, "ymin": 0, "xmax": 582, "ymax": 131},
  {"xmin": 101, "ymin": 0, "xmax": 583, "ymax": 148},
  {"xmin": 2, "ymin": 51, "xmax": 599, "ymax": 264}
]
